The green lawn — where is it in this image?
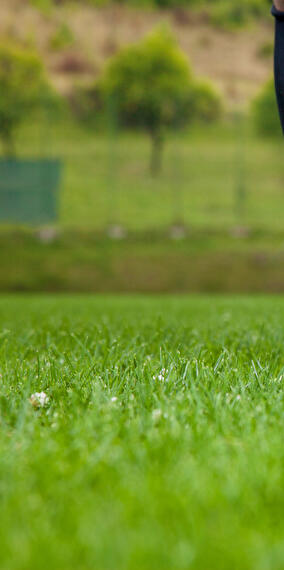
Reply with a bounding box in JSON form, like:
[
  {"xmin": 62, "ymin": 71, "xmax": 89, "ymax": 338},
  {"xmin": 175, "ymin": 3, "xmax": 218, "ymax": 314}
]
[
  {"xmin": 15, "ymin": 120, "xmax": 284, "ymax": 231},
  {"xmin": 0, "ymin": 295, "xmax": 284, "ymax": 569}
]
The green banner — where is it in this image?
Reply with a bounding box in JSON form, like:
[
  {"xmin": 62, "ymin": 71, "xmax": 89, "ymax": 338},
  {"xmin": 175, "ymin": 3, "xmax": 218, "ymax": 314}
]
[{"xmin": 0, "ymin": 159, "xmax": 61, "ymax": 224}]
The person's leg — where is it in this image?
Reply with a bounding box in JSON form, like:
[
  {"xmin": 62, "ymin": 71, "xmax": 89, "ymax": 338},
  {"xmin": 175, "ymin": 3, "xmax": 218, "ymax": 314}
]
[{"xmin": 272, "ymin": 4, "xmax": 284, "ymax": 132}]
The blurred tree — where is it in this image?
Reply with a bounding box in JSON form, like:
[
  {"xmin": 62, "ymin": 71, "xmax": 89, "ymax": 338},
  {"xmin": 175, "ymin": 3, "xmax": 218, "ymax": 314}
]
[
  {"xmin": 72, "ymin": 29, "xmax": 222, "ymax": 175},
  {"xmin": 187, "ymin": 79, "xmax": 223, "ymax": 123},
  {"xmin": 99, "ymin": 29, "xmax": 194, "ymax": 175},
  {"xmin": 210, "ymin": 0, "xmax": 265, "ymax": 28},
  {"xmin": 252, "ymin": 78, "xmax": 282, "ymax": 137},
  {"xmin": 0, "ymin": 43, "xmax": 48, "ymax": 156}
]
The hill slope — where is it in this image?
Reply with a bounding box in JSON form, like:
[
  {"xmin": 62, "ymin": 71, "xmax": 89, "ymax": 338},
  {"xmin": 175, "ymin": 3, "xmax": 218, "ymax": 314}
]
[{"xmin": 0, "ymin": 0, "xmax": 274, "ymax": 104}]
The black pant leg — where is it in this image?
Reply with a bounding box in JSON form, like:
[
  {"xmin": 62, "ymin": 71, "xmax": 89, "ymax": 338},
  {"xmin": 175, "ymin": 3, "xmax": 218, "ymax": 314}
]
[{"xmin": 272, "ymin": 5, "xmax": 284, "ymax": 133}]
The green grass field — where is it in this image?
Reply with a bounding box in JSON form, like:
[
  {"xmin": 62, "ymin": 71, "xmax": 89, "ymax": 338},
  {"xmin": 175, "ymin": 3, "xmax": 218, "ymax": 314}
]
[
  {"xmin": 1, "ymin": 295, "xmax": 284, "ymax": 569},
  {"xmin": 15, "ymin": 120, "xmax": 284, "ymax": 231}
]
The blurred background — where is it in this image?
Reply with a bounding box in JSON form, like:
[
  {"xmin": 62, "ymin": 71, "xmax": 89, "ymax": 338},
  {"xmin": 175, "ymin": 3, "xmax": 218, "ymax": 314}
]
[{"xmin": 0, "ymin": 0, "xmax": 283, "ymax": 293}]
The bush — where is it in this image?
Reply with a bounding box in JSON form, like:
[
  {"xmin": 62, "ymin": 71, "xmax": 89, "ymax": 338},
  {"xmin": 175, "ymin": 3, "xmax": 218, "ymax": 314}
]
[
  {"xmin": 251, "ymin": 78, "xmax": 282, "ymax": 137},
  {"xmin": 49, "ymin": 23, "xmax": 75, "ymax": 51},
  {"xmin": 0, "ymin": 43, "xmax": 50, "ymax": 156},
  {"xmin": 69, "ymin": 83, "xmax": 102, "ymax": 126},
  {"xmin": 187, "ymin": 79, "xmax": 223, "ymax": 124},
  {"xmin": 210, "ymin": 0, "xmax": 266, "ymax": 28}
]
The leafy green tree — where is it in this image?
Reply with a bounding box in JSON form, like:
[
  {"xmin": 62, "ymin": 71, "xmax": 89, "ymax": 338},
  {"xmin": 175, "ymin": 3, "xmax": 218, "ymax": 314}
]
[
  {"xmin": 98, "ymin": 29, "xmax": 222, "ymax": 174},
  {"xmin": 99, "ymin": 29, "xmax": 195, "ymax": 175},
  {"xmin": 0, "ymin": 43, "xmax": 47, "ymax": 156}
]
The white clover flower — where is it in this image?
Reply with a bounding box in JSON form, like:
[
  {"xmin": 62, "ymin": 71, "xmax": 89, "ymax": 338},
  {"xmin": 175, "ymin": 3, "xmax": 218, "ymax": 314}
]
[
  {"xmin": 158, "ymin": 374, "xmax": 165, "ymax": 382},
  {"xmin": 154, "ymin": 369, "xmax": 169, "ymax": 382},
  {"xmin": 111, "ymin": 396, "xmax": 118, "ymax": 402},
  {"xmin": 152, "ymin": 409, "xmax": 162, "ymax": 423},
  {"xmin": 236, "ymin": 394, "xmax": 241, "ymax": 401},
  {"xmin": 30, "ymin": 392, "xmax": 49, "ymax": 408}
]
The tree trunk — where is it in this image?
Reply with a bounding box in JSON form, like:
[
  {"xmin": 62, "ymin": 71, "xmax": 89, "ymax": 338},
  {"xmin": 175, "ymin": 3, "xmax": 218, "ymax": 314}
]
[{"xmin": 150, "ymin": 131, "xmax": 163, "ymax": 177}]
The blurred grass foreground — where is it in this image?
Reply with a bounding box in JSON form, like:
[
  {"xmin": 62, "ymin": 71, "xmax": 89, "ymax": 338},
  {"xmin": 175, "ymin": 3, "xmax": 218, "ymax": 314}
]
[
  {"xmin": 0, "ymin": 0, "xmax": 283, "ymax": 292},
  {"xmin": 1, "ymin": 295, "xmax": 284, "ymax": 569}
]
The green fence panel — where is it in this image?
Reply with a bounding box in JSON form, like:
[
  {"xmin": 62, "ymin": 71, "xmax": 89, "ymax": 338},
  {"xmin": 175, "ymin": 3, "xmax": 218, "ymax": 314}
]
[{"xmin": 0, "ymin": 159, "xmax": 61, "ymax": 224}]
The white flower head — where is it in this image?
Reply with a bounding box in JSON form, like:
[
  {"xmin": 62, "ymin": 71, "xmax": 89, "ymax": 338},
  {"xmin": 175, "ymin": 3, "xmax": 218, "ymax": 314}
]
[
  {"xmin": 111, "ymin": 396, "xmax": 118, "ymax": 402},
  {"xmin": 152, "ymin": 409, "xmax": 162, "ymax": 423},
  {"xmin": 30, "ymin": 392, "xmax": 49, "ymax": 408}
]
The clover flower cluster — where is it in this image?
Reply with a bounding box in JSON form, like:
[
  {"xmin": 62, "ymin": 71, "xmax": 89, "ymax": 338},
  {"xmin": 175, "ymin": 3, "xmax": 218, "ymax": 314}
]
[
  {"xmin": 30, "ymin": 392, "xmax": 49, "ymax": 408},
  {"xmin": 153, "ymin": 368, "xmax": 169, "ymax": 382}
]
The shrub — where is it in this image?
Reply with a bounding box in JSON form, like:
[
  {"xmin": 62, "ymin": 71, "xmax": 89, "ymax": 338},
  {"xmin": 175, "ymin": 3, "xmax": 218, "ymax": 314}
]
[
  {"xmin": 69, "ymin": 83, "xmax": 102, "ymax": 126},
  {"xmin": 210, "ymin": 0, "xmax": 266, "ymax": 28},
  {"xmin": 49, "ymin": 23, "xmax": 75, "ymax": 51},
  {"xmin": 187, "ymin": 79, "xmax": 223, "ymax": 124},
  {"xmin": 257, "ymin": 41, "xmax": 274, "ymax": 60},
  {"xmin": 0, "ymin": 43, "xmax": 50, "ymax": 156},
  {"xmin": 251, "ymin": 78, "xmax": 282, "ymax": 137}
]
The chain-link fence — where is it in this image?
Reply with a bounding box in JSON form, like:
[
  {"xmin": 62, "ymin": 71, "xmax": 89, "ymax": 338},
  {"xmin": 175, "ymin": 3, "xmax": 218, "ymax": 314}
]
[{"xmin": 0, "ymin": 116, "xmax": 283, "ymax": 232}]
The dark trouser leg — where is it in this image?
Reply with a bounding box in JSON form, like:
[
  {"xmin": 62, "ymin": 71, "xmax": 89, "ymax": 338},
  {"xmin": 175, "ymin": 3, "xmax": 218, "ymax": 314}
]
[{"xmin": 272, "ymin": 6, "xmax": 284, "ymax": 133}]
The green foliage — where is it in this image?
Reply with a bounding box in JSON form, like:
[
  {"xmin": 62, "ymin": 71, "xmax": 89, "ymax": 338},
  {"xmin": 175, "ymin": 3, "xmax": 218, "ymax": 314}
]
[
  {"xmin": 29, "ymin": 0, "xmax": 53, "ymax": 14},
  {"xmin": 98, "ymin": 28, "xmax": 222, "ymax": 173},
  {"xmin": 187, "ymin": 79, "xmax": 223, "ymax": 123},
  {"xmin": 30, "ymin": 0, "xmax": 269, "ymax": 26},
  {"xmin": 257, "ymin": 41, "xmax": 274, "ymax": 60},
  {"xmin": 251, "ymin": 78, "xmax": 282, "ymax": 137},
  {"xmin": 210, "ymin": 0, "xmax": 266, "ymax": 28},
  {"xmin": 0, "ymin": 43, "xmax": 48, "ymax": 156},
  {"xmin": 70, "ymin": 83, "xmax": 102, "ymax": 128},
  {"xmin": 100, "ymin": 29, "xmax": 193, "ymax": 133},
  {"xmin": 49, "ymin": 23, "xmax": 75, "ymax": 51},
  {"xmin": 0, "ymin": 296, "xmax": 284, "ymax": 569}
]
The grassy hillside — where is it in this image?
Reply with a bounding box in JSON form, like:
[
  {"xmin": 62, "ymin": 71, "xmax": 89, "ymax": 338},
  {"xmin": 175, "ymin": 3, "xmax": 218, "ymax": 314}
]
[{"xmin": 0, "ymin": 0, "xmax": 274, "ymax": 105}]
